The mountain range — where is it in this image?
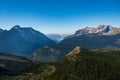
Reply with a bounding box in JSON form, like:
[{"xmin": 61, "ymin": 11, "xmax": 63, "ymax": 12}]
[
  {"xmin": 0, "ymin": 24, "xmax": 120, "ymax": 62},
  {"xmin": 66, "ymin": 24, "xmax": 120, "ymax": 39},
  {"xmin": 0, "ymin": 25, "xmax": 56, "ymax": 57},
  {"xmin": 32, "ymin": 24, "xmax": 120, "ymax": 62},
  {"xmin": 1, "ymin": 24, "xmax": 120, "ymax": 80}
]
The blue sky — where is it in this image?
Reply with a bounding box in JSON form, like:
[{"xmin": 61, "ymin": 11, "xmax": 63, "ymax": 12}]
[{"xmin": 0, "ymin": 0, "xmax": 120, "ymax": 34}]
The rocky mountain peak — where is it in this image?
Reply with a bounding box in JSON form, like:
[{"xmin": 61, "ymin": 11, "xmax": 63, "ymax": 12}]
[
  {"xmin": 12, "ymin": 25, "xmax": 21, "ymax": 29},
  {"xmin": 97, "ymin": 24, "xmax": 107, "ymax": 30},
  {"xmin": 96, "ymin": 24, "xmax": 113, "ymax": 33},
  {"xmin": 104, "ymin": 25, "xmax": 112, "ymax": 32},
  {"xmin": 74, "ymin": 27, "xmax": 96, "ymax": 36}
]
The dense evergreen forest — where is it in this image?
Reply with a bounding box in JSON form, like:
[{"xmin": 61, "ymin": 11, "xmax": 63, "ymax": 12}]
[{"xmin": 0, "ymin": 47, "xmax": 120, "ymax": 80}]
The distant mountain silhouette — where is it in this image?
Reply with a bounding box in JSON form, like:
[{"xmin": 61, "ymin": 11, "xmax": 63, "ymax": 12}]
[
  {"xmin": 46, "ymin": 34, "xmax": 68, "ymax": 41},
  {"xmin": 0, "ymin": 25, "xmax": 56, "ymax": 57}
]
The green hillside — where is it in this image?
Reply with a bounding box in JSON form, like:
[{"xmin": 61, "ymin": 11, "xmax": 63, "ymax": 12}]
[
  {"xmin": 0, "ymin": 53, "xmax": 32, "ymax": 76},
  {"xmin": 1, "ymin": 47, "xmax": 120, "ymax": 80}
]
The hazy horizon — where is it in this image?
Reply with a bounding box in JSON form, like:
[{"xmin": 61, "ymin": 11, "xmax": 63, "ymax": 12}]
[{"xmin": 0, "ymin": 0, "xmax": 120, "ymax": 34}]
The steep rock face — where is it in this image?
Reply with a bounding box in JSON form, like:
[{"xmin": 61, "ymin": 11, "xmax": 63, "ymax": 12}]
[{"xmin": 0, "ymin": 25, "xmax": 56, "ymax": 57}]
